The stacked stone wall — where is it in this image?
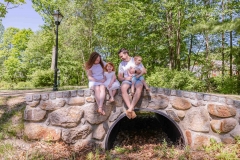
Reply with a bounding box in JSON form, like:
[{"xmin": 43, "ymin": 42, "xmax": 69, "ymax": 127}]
[{"xmin": 24, "ymin": 88, "xmax": 240, "ymax": 149}]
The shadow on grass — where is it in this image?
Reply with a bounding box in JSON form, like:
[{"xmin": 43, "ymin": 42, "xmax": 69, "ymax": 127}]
[{"xmin": 0, "ymin": 96, "xmax": 26, "ymax": 138}]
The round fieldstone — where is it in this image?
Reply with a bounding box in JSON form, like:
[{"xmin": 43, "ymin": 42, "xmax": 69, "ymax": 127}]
[
  {"xmin": 171, "ymin": 97, "xmax": 191, "ymax": 110},
  {"xmin": 49, "ymin": 106, "xmax": 84, "ymax": 128},
  {"xmin": 207, "ymin": 104, "xmax": 236, "ymax": 118}
]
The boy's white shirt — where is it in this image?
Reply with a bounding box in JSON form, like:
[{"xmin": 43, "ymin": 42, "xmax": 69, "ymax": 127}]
[{"xmin": 118, "ymin": 57, "xmax": 145, "ymax": 77}]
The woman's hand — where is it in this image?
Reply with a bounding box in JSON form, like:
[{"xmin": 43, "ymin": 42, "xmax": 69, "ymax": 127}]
[
  {"xmin": 99, "ymin": 78, "xmax": 106, "ymax": 83},
  {"xmin": 108, "ymin": 83, "xmax": 112, "ymax": 89}
]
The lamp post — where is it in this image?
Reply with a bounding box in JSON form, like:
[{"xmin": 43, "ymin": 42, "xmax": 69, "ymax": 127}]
[{"xmin": 52, "ymin": 9, "xmax": 63, "ymax": 91}]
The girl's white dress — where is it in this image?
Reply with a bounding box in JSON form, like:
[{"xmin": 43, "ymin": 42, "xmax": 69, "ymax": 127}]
[
  {"xmin": 88, "ymin": 64, "xmax": 104, "ymax": 89},
  {"xmin": 103, "ymin": 71, "xmax": 120, "ymax": 90}
]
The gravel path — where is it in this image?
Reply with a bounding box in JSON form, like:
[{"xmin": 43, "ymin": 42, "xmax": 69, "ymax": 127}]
[{"xmin": 0, "ymin": 89, "xmax": 52, "ymax": 97}]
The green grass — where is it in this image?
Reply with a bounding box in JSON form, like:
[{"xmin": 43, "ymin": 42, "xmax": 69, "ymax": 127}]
[
  {"xmin": 0, "ymin": 143, "xmax": 13, "ymax": 155},
  {"xmin": 0, "ymin": 96, "xmax": 25, "ymax": 139}
]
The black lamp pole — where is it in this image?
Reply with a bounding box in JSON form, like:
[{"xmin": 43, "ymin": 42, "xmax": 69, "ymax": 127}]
[{"xmin": 52, "ymin": 9, "xmax": 63, "ymax": 91}]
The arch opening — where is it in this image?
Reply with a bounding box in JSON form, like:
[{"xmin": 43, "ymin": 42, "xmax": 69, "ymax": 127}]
[{"xmin": 105, "ymin": 109, "xmax": 185, "ymax": 150}]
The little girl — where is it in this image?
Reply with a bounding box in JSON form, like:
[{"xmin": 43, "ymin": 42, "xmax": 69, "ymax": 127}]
[{"xmin": 103, "ymin": 62, "xmax": 120, "ymax": 102}]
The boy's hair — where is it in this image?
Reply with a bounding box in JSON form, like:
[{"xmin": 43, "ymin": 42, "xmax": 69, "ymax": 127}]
[
  {"xmin": 134, "ymin": 55, "xmax": 142, "ymax": 61},
  {"xmin": 118, "ymin": 48, "xmax": 129, "ymax": 55},
  {"xmin": 104, "ymin": 62, "xmax": 115, "ymax": 72}
]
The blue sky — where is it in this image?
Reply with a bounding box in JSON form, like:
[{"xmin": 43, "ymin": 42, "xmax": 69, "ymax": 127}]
[{"xmin": 1, "ymin": 0, "xmax": 44, "ymax": 32}]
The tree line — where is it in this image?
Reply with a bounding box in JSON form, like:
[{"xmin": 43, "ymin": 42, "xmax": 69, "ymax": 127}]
[{"xmin": 0, "ymin": 0, "xmax": 240, "ymax": 94}]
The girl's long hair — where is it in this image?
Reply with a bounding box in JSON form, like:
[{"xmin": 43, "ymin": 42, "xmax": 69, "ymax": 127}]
[{"xmin": 85, "ymin": 52, "xmax": 104, "ymax": 70}]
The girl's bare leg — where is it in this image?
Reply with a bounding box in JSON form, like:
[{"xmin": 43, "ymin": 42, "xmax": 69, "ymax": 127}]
[
  {"xmin": 108, "ymin": 89, "xmax": 114, "ymax": 102},
  {"xmin": 112, "ymin": 89, "xmax": 117, "ymax": 97}
]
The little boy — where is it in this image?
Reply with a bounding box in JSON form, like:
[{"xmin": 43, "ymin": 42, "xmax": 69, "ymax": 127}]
[{"xmin": 128, "ymin": 55, "xmax": 150, "ymax": 95}]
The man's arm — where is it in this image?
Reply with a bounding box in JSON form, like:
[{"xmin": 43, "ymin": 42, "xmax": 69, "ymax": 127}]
[
  {"xmin": 118, "ymin": 72, "xmax": 125, "ymax": 81},
  {"xmin": 118, "ymin": 72, "xmax": 132, "ymax": 81}
]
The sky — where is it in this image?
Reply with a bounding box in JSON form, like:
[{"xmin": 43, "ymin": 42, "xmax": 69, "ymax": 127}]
[{"xmin": 1, "ymin": 0, "xmax": 44, "ymax": 32}]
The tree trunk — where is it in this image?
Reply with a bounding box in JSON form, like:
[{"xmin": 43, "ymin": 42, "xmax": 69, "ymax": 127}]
[
  {"xmin": 237, "ymin": 43, "xmax": 240, "ymax": 94},
  {"xmin": 176, "ymin": 9, "xmax": 181, "ymax": 71},
  {"xmin": 166, "ymin": 10, "xmax": 174, "ymax": 70},
  {"xmin": 51, "ymin": 46, "xmax": 56, "ymax": 70},
  {"xmin": 188, "ymin": 35, "xmax": 193, "ymax": 71},
  {"xmin": 228, "ymin": 0, "xmax": 233, "ymax": 77},
  {"xmin": 221, "ymin": 0, "xmax": 225, "ymax": 83},
  {"xmin": 204, "ymin": 32, "xmax": 209, "ymax": 61}
]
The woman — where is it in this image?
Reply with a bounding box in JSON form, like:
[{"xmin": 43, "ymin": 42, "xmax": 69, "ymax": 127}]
[{"xmin": 85, "ymin": 52, "xmax": 106, "ymax": 115}]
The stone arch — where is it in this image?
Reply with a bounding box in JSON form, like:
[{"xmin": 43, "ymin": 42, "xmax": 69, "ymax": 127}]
[{"xmin": 105, "ymin": 108, "xmax": 186, "ymax": 150}]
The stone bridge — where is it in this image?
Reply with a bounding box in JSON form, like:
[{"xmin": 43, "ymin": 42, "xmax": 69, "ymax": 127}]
[{"xmin": 24, "ymin": 87, "xmax": 240, "ymax": 150}]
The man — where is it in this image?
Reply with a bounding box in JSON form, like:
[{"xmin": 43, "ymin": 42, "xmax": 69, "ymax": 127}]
[{"xmin": 117, "ymin": 48, "xmax": 146, "ymax": 119}]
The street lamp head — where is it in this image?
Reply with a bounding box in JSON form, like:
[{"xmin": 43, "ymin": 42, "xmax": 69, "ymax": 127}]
[{"xmin": 52, "ymin": 9, "xmax": 64, "ymax": 25}]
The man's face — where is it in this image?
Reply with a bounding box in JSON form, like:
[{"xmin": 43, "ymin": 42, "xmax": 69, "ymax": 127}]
[{"xmin": 118, "ymin": 52, "xmax": 128, "ymax": 61}]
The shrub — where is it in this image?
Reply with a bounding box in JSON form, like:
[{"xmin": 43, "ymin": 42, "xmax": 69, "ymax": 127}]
[
  {"xmin": 146, "ymin": 67, "xmax": 205, "ymax": 92},
  {"xmin": 31, "ymin": 69, "xmax": 54, "ymax": 87},
  {"xmin": 209, "ymin": 75, "xmax": 238, "ymax": 94},
  {"xmin": 0, "ymin": 81, "xmax": 13, "ymax": 89},
  {"xmin": 15, "ymin": 81, "xmax": 34, "ymax": 89}
]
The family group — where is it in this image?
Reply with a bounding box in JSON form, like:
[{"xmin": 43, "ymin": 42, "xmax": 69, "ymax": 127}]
[{"xmin": 85, "ymin": 48, "xmax": 150, "ymax": 119}]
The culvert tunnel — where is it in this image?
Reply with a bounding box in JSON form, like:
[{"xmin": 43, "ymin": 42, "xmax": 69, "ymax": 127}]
[{"xmin": 105, "ymin": 109, "xmax": 185, "ymax": 150}]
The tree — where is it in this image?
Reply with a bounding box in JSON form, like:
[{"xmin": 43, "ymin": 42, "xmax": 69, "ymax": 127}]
[
  {"xmin": 0, "ymin": 0, "xmax": 25, "ymax": 17},
  {"xmin": 0, "ymin": 19, "xmax": 4, "ymax": 43},
  {"xmin": 0, "ymin": 28, "xmax": 33, "ymax": 82}
]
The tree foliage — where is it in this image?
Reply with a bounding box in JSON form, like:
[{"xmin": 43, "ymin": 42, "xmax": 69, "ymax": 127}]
[
  {"xmin": 0, "ymin": 0, "xmax": 25, "ymax": 17},
  {"xmin": 0, "ymin": 0, "xmax": 240, "ymax": 94}
]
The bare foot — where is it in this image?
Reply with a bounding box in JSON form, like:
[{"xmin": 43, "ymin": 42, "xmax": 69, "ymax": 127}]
[
  {"xmin": 109, "ymin": 98, "xmax": 115, "ymax": 102},
  {"xmin": 131, "ymin": 111, "xmax": 137, "ymax": 119},
  {"xmin": 125, "ymin": 110, "xmax": 132, "ymax": 119},
  {"xmin": 98, "ymin": 107, "xmax": 105, "ymax": 115}
]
